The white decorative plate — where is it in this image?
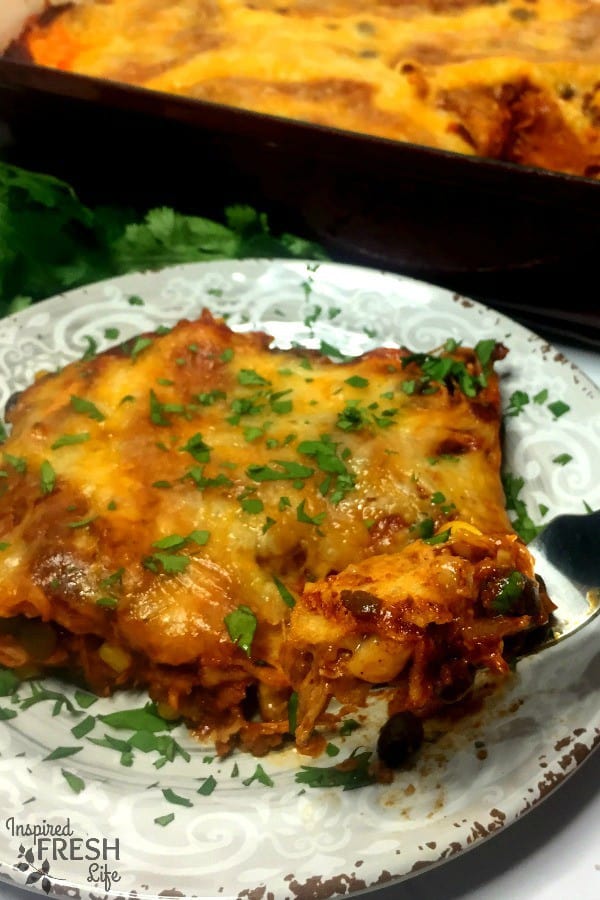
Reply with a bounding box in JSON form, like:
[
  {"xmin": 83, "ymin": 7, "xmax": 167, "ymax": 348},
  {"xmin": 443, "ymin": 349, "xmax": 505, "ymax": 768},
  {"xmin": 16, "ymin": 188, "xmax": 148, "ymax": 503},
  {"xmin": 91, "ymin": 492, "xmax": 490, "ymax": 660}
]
[{"xmin": 0, "ymin": 260, "xmax": 599, "ymax": 900}]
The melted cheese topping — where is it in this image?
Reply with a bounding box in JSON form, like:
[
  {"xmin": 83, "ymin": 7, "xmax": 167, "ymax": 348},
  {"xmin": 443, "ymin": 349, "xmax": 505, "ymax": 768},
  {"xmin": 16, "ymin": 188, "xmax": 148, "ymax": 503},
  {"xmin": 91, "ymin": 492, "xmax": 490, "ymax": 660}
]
[
  {"xmin": 21, "ymin": 0, "xmax": 600, "ymax": 176},
  {"xmin": 0, "ymin": 311, "xmax": 550, "ymax": 753}
]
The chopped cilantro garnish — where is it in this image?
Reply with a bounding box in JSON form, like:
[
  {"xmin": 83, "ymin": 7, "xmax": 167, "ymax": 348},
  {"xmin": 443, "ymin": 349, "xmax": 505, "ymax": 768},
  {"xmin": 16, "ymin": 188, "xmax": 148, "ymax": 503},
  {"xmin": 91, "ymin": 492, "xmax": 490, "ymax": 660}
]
[
  {"xmin": 240, "ymin": 497, "xmax": 264, "ymax": 514},
  {"xmin": 242, "ymin": 764, "xmax": 274, "ymax": 788},
  {"xmin": 227, "ymin": 396, "xmax": 265, "ymax": 424},
  {"xmin": 143, "ymin": 552, "xmax": 190, "ymax": 575},
  {"xmin": 474, "ymin": 339, "xmax": 496, "ymax": 367},
  {"xmin": 184, "ymin": 467, "xmax": 233, "ymax": 490},
  {"xmin": 196, "ymin": 389, "xmax": 226, "ymax": 406},
  {"xmin": 339, "ymin": 718, "xmax": 360, "ymax": 736},
  {"xmin": 19, "ymin": 683, "xmax": 74, "ymax": 714},
  {"xmin": 548, "ymin": 400, "xmax": 570, "ymax": 419},
  {"xmin": 278, "ymin": 496, "xmax": 291, "ymax": 511},
  {"xmin": 297, "ymin": 436, "xmax": 356, "ymax": 504},
  {"xmin": 224, "ymin": 605, "xmax": 257, "ymax": 656},
  {"xmin": 100, "ymin": 568, "xmax": 124, "ymax": 591},
  {"xmin": 502, "ymin": 472, "xmax": 542, "ymax": 543},
  {"xmin": 533, "ymin": 388, "xmax": 549, "ymax": 404},
  {"xmin": 188, "ymin": 529, "xmax": 210, "ymax": 546},
  {"xmin": 295, "ymin": 750, "xmax": 375, "ymax": 790},
  {"xmin": 219, "ymin": 348, "xmax": 234, "ymax": 363},
  {"xmin": 296, "ymin": 499, "xmax": 326, "ymax": 526},
  {"xmin": 247, "ymin": 461, "xmax": 313, "ymax": 482},
  {"xmin": 96, "ymin": 596, "xmax": 118, "ymax": 609},
  {"xmin": 243, "ymin": 426, "xmax": 264, "ymax": 442},
  {"xmin": 319, "ymin": 340, "xmax": 350, "ymax": 361},
  {"xmin": 553, "ymin": 453, "xmax": 573, "ymax": 466},
  {"xmin": 412, "ymin": 518, "xmax": 435, "ymax": 539},
  {"xmin": 3, "ymin": 453, "xmax": 26, "ymax": 473},
  {"xmin": 0, "ymin": 668, "xmax": 19, "ymax": 696},
  {"xmin": 179, "ymin": 433, "xmax": 211, "ymax": 463},
  {"xmin": 130, "ymin": 336, "xmax": 153, "ymax": 359},
  {"xmin": 269, "ymin": 389, "xmax": 293, "ymax": 415},
  {"xmin": 74, "ymin": 690, "xmax": 98, "ymax": 709},
  {"xmin": 0, "ymin": 542, "xmax": 10, "ymax": 551},
  {"xmin": 427, "ymin": 454, "xmax": 460, "ymax": 465},
  {"xmin": 39, "ymin": 460, "xmax": 56, "ymax": 495},
  {"xmin": 149, "ymin": 390, "xmax": 171, "ymax": 426},
  {"xmin": 128, "ymin": 295, "xmax": 145, "ymax": 306},
  {"xmin": 51, "ymin": 432, "xmax": 90, "ymax": 450},
  {"xmin": 506, "ymin": 390, "xmax": 530, "ymax": 417},
  {"xmin": 104, "ymin": 327, "xmax": 120, "ymax": 340},
  {"xmin": 67, "ymin": 516, "xmax": 96, "ymax": 529},
  {"xmin": 273, "ymin": 576, "xmax": 296, "ymax": 608},
  {"xmin": 154, "ymin": 813, "xmax": 175, "ymax": 827},
  {"xmin": 70, "ymin": 395, "xmax": 105, "ymax": 421},
  {"xmin": 99, "ymin": 705, "xmax": 173, "ymax": 732},
  {"xmin": 423, "ymin": 528, "xmax": 451, "ymax": 545},
  {"xmin": 345, "ymin": 375, "xmax": 369, "ymax": 388},
  {"xmin": 45, "ymin": 741, "xmax": 84, "ymax": 759},
  {"xmin": 80, "ymin": 335, "xmax": 98, "ymax": 361},
  {"xmin": 61, "ymin": 769, "xmax": 85, "ymax": 794},
  {"xmin": 152, "ymin": 534, "xmax": 187, "ymax": 551},
  {"xmin": 162, "ymin": 788, "xmax": 193, "ymax": 807},
  {"xmin": 491, "ymin": 571, "xmax": 526, "ymax": 613},
  {"xmin": 337, "ymin": 402, "xmax": 368, "ymax": 432},
  {"xmin": 431, "ymin": 491, "xmax": 446, "ymax": 504},
  {"xmin": 238, "ymin": 369, "xmax": 271, "ymax": 386},
  {"xmin": 197, "ymin": 775, "xmax": 217, "ymax": 796},
  {"xmin": 402, "ymin": 345, "xmax": 492, "ymax": 397},
  {"xmin": 539, "ymin": 504, "xmax": 549, "ymax": 517},
  {"xmin": 444, "ymin": 338, "xmax": 461, "ymax": 352},
  {"xmin": 326, "ymin": 743, "xmax": 340, "ymax": 757}
]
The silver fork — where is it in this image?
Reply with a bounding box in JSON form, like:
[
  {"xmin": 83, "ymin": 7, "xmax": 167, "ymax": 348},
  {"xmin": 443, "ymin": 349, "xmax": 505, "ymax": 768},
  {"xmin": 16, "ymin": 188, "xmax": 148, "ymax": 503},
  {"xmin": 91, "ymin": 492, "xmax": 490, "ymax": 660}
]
[{"xmin": 526, "ymin": 508, "xmax": 600, "ymax": 653}]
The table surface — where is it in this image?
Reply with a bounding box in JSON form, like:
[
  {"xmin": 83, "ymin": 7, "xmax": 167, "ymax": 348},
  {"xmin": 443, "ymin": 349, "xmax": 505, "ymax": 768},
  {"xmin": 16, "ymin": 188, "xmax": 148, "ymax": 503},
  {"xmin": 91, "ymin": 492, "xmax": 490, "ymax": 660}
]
[{"xmin": 1, "ymin": 342, "xmax": 599, "ymax": 900}]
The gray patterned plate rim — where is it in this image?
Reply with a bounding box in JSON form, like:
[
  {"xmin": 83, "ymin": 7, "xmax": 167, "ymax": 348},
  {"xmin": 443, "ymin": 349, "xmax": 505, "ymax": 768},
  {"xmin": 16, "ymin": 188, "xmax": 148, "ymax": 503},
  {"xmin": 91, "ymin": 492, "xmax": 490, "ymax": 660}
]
[{"xmin": 0, "ymin": 259, "xmax": 599, "ymax": 900}]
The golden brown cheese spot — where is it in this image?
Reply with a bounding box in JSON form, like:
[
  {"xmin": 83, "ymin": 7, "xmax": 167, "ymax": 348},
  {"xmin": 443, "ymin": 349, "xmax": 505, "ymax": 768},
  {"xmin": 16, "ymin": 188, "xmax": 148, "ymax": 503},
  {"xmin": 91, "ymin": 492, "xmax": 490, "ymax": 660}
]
[{"xmin": 119, "ymin": 557, "xmax": 239, "ymax": 666}]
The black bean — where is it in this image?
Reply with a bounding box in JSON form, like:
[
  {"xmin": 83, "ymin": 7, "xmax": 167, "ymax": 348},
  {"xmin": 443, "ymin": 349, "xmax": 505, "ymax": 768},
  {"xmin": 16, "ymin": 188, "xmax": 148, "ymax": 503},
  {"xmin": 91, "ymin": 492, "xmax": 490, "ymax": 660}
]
[{"xmin": 377, "ymin": 711, "xmax": 424, "ymax": 768}]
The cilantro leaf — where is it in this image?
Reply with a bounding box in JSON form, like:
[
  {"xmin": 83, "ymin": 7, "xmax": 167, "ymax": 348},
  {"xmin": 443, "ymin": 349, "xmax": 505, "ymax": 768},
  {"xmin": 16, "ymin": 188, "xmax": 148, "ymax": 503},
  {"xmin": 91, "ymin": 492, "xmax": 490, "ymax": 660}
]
[
  {"xmin": 162, "ymin": 787, "xmax": 193, "ymax": 807},
  {"xmin": 39, "ymin": 460, "xmax": 56, "ymax": 495},
  {"xmin": 273, "ymin": 576, "xmax": 296, "ymax": 608},
  {"xmin": 0, "ymin": 161, "xmax": 327, "ymax": 318},
  {"xmin": 61, "ymin": 769, "xmax": 85, "ymax": 794},
  {"xmin": 491, "ymin": 571, "xmax": 527, "ymax": 613},
  {"xmin": 502, "ymin": 472, "xmax": 542, "ymax": 543},
  {"xmin": 70, "ymin": 395, "xmax": 105, "ymax": 422},
  {"xmin": 295, "ymin": 750, "xmax": 375, "ymax": 790},
  {"xmin": 224, "ymin": 605, "xmax": 257, "ymax": 656},
  {"xmin": 242, "ymin": 764, "xmax": 274, "ymax": 787},
  {"xmin": 548, "ymin": 400, "xmax": 570, "ymax": 419}
]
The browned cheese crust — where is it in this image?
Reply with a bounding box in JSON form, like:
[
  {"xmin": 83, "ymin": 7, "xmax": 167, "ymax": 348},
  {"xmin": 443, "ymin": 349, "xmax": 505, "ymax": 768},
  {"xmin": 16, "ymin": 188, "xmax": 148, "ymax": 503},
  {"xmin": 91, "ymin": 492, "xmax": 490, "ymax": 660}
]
[{"xmin": 0, "ymin": 311, "xmax": 551, "ymax": 754}]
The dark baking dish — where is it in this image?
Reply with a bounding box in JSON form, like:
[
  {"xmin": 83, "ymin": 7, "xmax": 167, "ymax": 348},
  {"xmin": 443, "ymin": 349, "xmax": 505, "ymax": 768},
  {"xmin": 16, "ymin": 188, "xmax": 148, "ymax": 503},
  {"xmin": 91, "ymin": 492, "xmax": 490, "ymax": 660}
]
[{"xmin": 0, "ymin": 2, "xmax": 599, "ymax": 315}]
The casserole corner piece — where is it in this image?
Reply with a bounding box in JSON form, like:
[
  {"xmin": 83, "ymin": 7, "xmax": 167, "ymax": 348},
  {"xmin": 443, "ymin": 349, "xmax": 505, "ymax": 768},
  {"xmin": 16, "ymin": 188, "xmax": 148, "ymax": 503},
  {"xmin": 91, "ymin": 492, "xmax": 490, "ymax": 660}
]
[{"xmin": 0, "ymin": 309, "xmax": 553, "ymax": 758}]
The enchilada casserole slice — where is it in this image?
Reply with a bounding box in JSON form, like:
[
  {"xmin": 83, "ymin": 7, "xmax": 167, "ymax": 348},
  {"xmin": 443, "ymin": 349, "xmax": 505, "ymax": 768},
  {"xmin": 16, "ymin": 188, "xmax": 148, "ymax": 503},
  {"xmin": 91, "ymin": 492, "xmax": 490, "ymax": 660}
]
[
  {"xmin": 18, "ymin": 0, "xmax": 600, "ymax": 177},
  {"xmin": 0, "ymin": 311, "xmax": 552, "ymax": 755}
]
